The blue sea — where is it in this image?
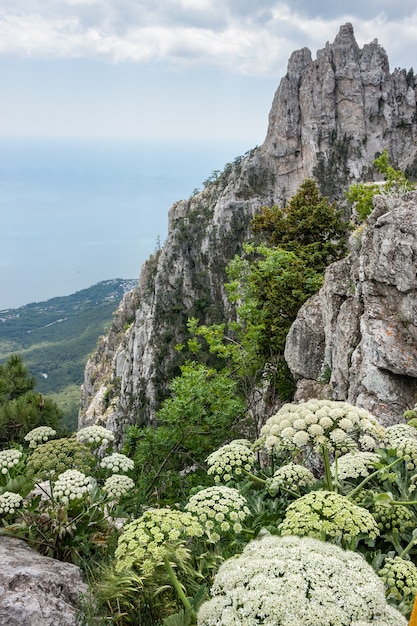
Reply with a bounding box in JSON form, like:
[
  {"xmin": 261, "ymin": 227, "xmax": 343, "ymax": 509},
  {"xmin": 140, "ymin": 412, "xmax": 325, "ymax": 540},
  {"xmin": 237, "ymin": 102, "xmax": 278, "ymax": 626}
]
[{"xmin": 0, "ymin": 137, "xmax": 254, "ymax": 310}]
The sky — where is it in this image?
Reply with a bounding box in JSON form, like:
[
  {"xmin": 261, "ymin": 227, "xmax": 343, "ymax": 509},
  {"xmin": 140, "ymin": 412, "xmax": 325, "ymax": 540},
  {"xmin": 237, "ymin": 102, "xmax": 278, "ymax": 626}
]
[{"xmin": 0, "ymin": 1, "xmax": 417, "ymax": 143}]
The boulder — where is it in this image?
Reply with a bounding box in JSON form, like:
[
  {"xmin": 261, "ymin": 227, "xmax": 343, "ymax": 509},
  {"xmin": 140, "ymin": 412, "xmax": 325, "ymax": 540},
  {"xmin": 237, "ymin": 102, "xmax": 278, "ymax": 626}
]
[{"xmin": 0, "ymin": 537, "xmax": 88, "ymax": 626}]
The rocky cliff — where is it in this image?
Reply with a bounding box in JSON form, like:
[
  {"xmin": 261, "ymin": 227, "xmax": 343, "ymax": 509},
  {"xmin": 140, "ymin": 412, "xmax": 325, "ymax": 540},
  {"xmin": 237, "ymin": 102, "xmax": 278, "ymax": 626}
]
[
  {"xmin": 79, "ymin": 23, "xmax": 417, "ymax": 439},
  {"xmin": 285, "ymin": 190, "xmax": 417, "ymax": 426}
]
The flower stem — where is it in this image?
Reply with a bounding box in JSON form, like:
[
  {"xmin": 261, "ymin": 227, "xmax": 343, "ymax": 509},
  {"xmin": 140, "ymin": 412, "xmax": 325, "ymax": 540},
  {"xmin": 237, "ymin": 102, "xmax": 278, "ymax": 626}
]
[
  {"xmin": 346, "ymin": 457, "xmax": 403, "ymax": 500},
  {"xmin": 163, "ymin": 556, "xmax": 196, "ymax": 621},
  {"xmin": 243, "ymin": 469, "xmax": 266, "ymax": 485},
  {"xmin": 399, "ymin": 535, "xmax": 417, "ymax": 559},
  {"xmin": 322, "ymin": 446, "xmax": 335, "ymax": 492}
]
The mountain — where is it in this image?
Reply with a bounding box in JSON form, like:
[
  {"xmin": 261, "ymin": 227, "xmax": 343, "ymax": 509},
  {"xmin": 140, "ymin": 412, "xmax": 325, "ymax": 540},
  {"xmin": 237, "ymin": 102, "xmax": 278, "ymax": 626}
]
[
  {"xmin": 0, "ymin": 278, "xmax": 137, "ymax": 429},
  {"xmin": 79, "ymin": 24, "xmax": 417, "ymax": 441}
]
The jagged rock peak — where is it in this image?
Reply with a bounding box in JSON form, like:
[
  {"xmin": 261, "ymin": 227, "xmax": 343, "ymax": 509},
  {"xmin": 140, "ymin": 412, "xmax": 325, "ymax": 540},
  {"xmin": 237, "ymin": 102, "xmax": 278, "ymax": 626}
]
[{"xmin": 261, "ymin": 23, "xmax": 416, "ymax": 198}]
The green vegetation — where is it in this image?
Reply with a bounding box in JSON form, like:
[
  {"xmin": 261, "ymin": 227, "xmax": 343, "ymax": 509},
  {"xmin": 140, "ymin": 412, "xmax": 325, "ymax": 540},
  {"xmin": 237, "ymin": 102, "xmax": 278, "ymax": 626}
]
[
  {"xmin": 1, "ymin": 404, "xmax": 417, "ymax": 624},
  {"xmin": 0, "ymin": 355, "xmax": 62, "ymax": 447},
  {"xmin": 346, "ymin": 149, "xmax": 414, "ymax": 220},
  {"xmin": 0, "ymin": 279, "xmax": 136, "ymax": 429}
]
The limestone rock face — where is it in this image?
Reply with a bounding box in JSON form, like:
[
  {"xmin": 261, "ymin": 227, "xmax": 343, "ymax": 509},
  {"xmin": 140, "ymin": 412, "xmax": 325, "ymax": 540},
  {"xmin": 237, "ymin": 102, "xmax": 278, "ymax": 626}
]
[
  {"xmin": 285, "ymin": 191, "xmax": 417, "ymax": 425},
  {"xmin": 79, "ymin": 24, "xmax": 417, "ymax": 438},
  {"xmin": 0, "ymin": 537, "xmax": 88, "ymax": 626}
]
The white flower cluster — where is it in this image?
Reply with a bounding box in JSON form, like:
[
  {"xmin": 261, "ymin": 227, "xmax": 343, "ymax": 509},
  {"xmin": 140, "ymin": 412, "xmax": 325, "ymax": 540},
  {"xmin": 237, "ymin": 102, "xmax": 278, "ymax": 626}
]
[
  {"xmin": 197, "ymin": 535, "xmax": 406, "ymax": 626},
  {"xmin": 103, "ymin": 474, "xmax": 134, "ymax": 499},
  {"xmin": 206, "ymin": 441, "xmax": 255, "ymax": 483},
  {"xmin": 267, "ymin": 462, "xmax": 316, "ymax": 496},
  {"xmin": 0, "ymin": 491, "xmax": 23, "ymax": 516},
  {"xmin": 330, "ymin": 451, "xmax": 380, "ymax": 480},
  {"xmin": 381, "ymin": 424, "xmax": 417, "ymax": 470},
  {"xmin": 76, "ymin": 425, "xmax": 114, "ymax": 448},
  {"xmin": 115, "ymin": 508, "xmax": 204, "ymax": 576},
  {"xmin": 0, "ymin": 449, "xmax": 22, "ymax": 475},
  {"xmin": 259, "ymin": 399, "xmax": 385, "ymax": 455},
  {"xmin": 53, "ymin": 469, "xmax": 93, "ymax": 504},
  {"xmin": 100, "ymin": 453, "xmax": 134, "ymax": 474},
  {"xmin": 185, "ymin": 485, "xmax": 250, "ymax": 542},
  {"xmin": 24, "ymin": 426, "xmax": 56, "ymax": 448}
]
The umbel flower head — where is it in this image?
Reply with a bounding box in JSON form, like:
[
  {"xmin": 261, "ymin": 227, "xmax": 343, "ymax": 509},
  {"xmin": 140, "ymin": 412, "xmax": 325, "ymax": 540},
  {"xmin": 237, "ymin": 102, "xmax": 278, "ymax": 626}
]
[
  {"xmin": 206, "ymin": 441, "xmax": 255, "ymax": 484},
  {"xmin": 115, "ymin": 508, "xmax": 204, "ymax": 576},
  {"xmin": 381, "ymin": 424, "xmax": 417, "ymax": 470},
  {"xmin": 185, "ymin": 485, "xmax": 251, "ymax": 542},
  {"xmin": 267, "ymin": 462, "xmax": 316, "ymax": 496},
  {"xmin": 100, "ymin": 452, "xmax": 134, "ymax": 474},
  {"xmin": 280, "ymin": 490, "xmax": 379, "ymax": 545},
  {"xmin": 53, "ymin": 469, "xmax": 94, "ymax": 505},
  {"xmin": 25, "ymin": 438, "xmax": 94, "ymax": 480},
  {"xmin": 353, "ymin": 489, "xmax": 415, "ymax": 534},
  {"xmin": 259, "ymin": 399, "xmax": 385, "ymax": 455},
  {"xmin": 197, "ymin": 534, "xmax": 406, "ymax": 626},
  {"xmin": 378, "ymin": 556, "xmax": 417, "ymax": 605},
  {"xmin": 76, "ymin": 425, "xmax": 114, "ymax": 448},
  {"xmin": 24, "ymin": 426, "xmax": 56, "ymax": 448},
  {"xmin": 330, "ymin": 451, "xmax": 380, "ymax": 481},
  {"xmin": 0, "ymin": 491, "xmax": 23, "ymax": 516},
  {"xmin": 0, "ymin": 448, "xmax": 22, "ymax": 475},
  {"xmin": 103, "ymin": 474, "xmax": 135, "ymax": 499}
]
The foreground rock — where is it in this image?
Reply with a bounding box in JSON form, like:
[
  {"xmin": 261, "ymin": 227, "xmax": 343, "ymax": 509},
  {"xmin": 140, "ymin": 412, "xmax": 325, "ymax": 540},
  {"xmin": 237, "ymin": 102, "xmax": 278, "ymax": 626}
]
[
  {"xmin": 285, "ymin": 191, "xmax": 417, "ymax": 425},
  {"xmin": 0, "ymin": 537, "xmax": 88, "ymax": 626}
]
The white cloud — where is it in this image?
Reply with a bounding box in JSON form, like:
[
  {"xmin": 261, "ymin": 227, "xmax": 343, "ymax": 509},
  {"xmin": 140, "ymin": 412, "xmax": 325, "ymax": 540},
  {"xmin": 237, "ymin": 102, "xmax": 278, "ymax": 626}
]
[{"xmin": 0, "ymin": 1, "xmax": 415, "ymax": 76}]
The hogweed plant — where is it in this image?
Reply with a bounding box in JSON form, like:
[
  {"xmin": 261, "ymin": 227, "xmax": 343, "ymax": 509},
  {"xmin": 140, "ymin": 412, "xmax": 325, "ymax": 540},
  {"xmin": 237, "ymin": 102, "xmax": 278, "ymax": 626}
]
[
  {"xmin": 23, "ymin": 426, "xmax": 57, "ymax": 449},
  {"xmin": 206, "ymin": 441, "xmax": 256, "ymax": 484},
  {"xmin": 378, "ymin": 555, "xmax": 417, "ymax": 616},
  {"xmin": 0, "ymin": 431, "xmax": 135, "ymax": 568},
  {"xmin": 76, "ymin": 425, "xmax": 115, "ymax": 449},
  {"xmin": 258, "ymin": 399, "xmax": 385, "ymax": 491},
  {"xmin": 100, "ymin": 452, "xmax": 134, "ymax": 474},
  {"xmin": 185, "ymin": 485, "xmax": 251, "ymax": 543},
  {"xmin": 197, "ymin": 534, "xmax": 407, "ymax": 626},
  {"xmin": 115, "ymin": 508, "xmax": 205, "ymax": 621},
  {"xmin": 279, "ymin": 490, "xmax": 380, "ymax": 550},
  {"xmin": 266, "ymin": 462, "xmax": 316, "ymax": 497}
]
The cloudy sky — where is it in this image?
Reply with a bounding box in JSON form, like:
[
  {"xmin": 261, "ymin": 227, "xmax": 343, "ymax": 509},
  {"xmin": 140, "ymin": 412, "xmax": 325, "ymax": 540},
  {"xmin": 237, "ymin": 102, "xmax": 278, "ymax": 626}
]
[{"xmin": 1, "ymin": 1, "xmax": 416, "ymax": 143}]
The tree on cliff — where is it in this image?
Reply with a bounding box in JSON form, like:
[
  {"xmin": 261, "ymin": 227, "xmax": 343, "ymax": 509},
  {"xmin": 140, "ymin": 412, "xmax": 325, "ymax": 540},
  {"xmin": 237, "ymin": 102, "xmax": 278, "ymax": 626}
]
[
  {"xmin": 223, "ymin": 179, "xmax": 348, "ymax": 359},
  {"xmin": 0, "ymin": 355, "xmax": 63, "ymax": 448}
]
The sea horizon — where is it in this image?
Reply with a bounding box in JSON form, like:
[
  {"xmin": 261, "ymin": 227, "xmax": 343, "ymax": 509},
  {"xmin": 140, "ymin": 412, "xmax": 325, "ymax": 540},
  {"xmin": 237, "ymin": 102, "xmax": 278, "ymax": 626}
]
[{"xmin": 0, "ymin": 136, "xmax": 256, "ymax": 310}]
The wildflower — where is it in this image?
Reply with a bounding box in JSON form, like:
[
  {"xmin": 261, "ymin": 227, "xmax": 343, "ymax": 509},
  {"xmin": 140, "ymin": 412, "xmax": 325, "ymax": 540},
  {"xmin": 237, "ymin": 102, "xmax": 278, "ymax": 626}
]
[
  {"xmin": 115, "ymin": 508, "xmax": 203, "ymax": 575},
  {"xmin": 0, "ymin": 449, "xmax": 22, "ymax": 475},
  {"xmin": 24, "ymin": 426, "xmax": 56, "ymax": 448},
  {"xmin": 103, "ymin": 474, "xmax": 135, "ymax": 499},
  {"xmin": 25, "ymin": 438, "xmax": 94, "ymax": 480},
  {"xmin": 53, "ymin": 469, "xmax": 93, "ymax": 505},
  {"xmin": 267, "ymin": 463, "xmax": 316, "ymax": 496},
  {"xmin": 197, "ymin": 535, "xmax": 406, "ymax": 625},
  {"xmin": 206, "ymin": 441, "xmax": 255, "ymax": 483},
  {"xmin": 259, "ymin": 400, "xmax": 384, "ymax": 455},
  {"xmin": 76, "ymin": 425, "xmax": 114, "ymax": 447},
  {"xmin": 353, "ymin": 489, "xmax": 415, "ymax": 534},
  {"xmin": 100, "ymin": 453, "xmax": 134, "ymax": 474},
  {"xmin": 0, "ymin": 491, "xmax": 23, "ymax": 516},
  {"xmin": 382, "ymin": 424, "xmax": 417, "ymax": 470},
  {"xmin": 185, "ymin": 486, "xmax": 250, "ymax": 542},
  {"xmin": 280, "ymin": 490, "xmax": 379, "ymax": 545},
  {"xmin": 330, "ymin": 451, "xmax": 380, "ymax": 480},
  {"xmin": 378, "ymin": 556, "xmax": 417, "ymax": 604}
]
